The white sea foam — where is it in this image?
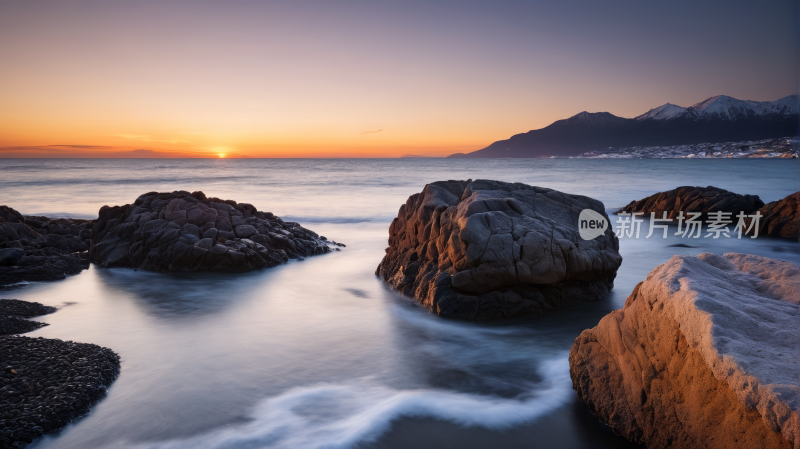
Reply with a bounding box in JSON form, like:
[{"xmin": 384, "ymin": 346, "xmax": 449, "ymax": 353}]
[{"xmin": 126, "ymin": 355, "xmax": 571, "ymax": 449}]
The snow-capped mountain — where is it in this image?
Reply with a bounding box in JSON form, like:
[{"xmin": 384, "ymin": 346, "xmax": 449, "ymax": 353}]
[
  {"xmin": 637, "ymin": 95, "xmax": 799, "ymax": 121},
  {"xmin": 635, "ymin": 103, "xmax": 687, "ymax": 121},
  {"xmin": 448, "ymin": 94, "xmax": 799, "ymax": 158}
]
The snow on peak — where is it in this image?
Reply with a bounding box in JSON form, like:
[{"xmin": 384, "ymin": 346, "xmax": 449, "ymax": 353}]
[
  {"xmin": 687, "ymin": 94, "xmax": 799, "ymax": 120},
  {"xmin": 635, "ymin": 94, "xmax": 799, "ymax": 121},
  {"xmin": 635, "ymin": 103, "xmax": 687, "ymax": 121}
]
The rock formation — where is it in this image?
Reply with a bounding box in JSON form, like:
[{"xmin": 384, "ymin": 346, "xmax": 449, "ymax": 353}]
[
  {"xmin": 375, "ymin": 180, "xmax": 622, "ymax": 320},
  {"xmin": 615, "ymin": 186, "xmax": 764, "ymax": 220},
  {"xmin": 90, "ymin": 190, "xmax": 338, "ymax": 272},
  {"xmin": 749, "ymin": 191, "xmax": 800, "ymax": 240},
  {"xmin": 0, "ymin": 298, "xmax": 121, "ymax": 448},
  {"xmin": 0, "ymin": 206, "xmax": 91, "ymax": 287},
  {"xmin": 569, "ymin": 253, "xmax": 799, "ymax": 449}
]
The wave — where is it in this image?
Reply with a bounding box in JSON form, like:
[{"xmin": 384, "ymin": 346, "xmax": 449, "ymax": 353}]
[{"xmin": 127, "ymin": 355, "xmax": 571, "ymax": 449}]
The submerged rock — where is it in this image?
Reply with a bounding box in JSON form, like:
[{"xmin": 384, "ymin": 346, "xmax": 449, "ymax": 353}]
[
  {"xmin": 615, "ymin": 186, "xmax": 764, "ymax": 219},
  {"xmin": 0, "ymin": 206, "xmax": 92, "ymax": 287},
  {"xmin": 569, "ymin": 253, "xmax": 799, "ymax": 449},
  {"xmin": 376, "ymin": 180, "xmax": 622, "ymax": 320},
  {"xmin": 89, "ymin": 190, "xmax": 336, "ymax": 272},
  {"xmin": 749, "ymin": 191, "xmax": 800, "ymax": 240}
]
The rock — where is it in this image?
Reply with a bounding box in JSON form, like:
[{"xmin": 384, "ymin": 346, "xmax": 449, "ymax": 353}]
[
  {"xmin": 0, "ymin": 299, "xmax": 57, "ymax": 336},
  {"xmin": 0, "ymin": 206, "xmax": 94, "ymax": 287},
  {"xmin": 89, "ymin": 190, "xmax": 335, "ymax": 272},
  {"xmin": 615, "ymin": 186, "xmax": 765, "ymax": 220},
  {"xmin": 375, "ymin": 180, "xmax": 622, "ymax": 320},
  {"xmin": 0, "ymin": 334, "xmax": 120, "ymax": 448},
  {"xmin": 0, "ymin": 248, "xmax": 25, "ymax": 266},
  {"xmin": 748, "ymin": 191, "xmax": 800, "ymax": 240},
  {"xmin": 569, "ymin": 253, "xmax": 799, "ymax": 449}
]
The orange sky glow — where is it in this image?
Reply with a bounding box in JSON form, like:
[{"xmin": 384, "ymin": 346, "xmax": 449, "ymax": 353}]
[{"xmin": 1, "ymin": 1, "xmax": 797, "ymax": 158}]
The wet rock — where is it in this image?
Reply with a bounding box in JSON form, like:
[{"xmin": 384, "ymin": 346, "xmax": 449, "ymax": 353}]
[
  {"xmin": 748, "ymin": 191, "xmax": 800, "ymax": 240},
  {"xmin": 569, "ymin": 253, "xmax": 799, "ymax": 449},
  {"xmin": 0, "ymin": 298, "xmax": 57, "ymax": 336},
  {"xmin": 0, "ymin": 248, "xmax": 25, "ymax": 266},
  {"xmin": 0, "ymin": 334, "xmax": 120, "ymax": 448},
  {"xmin": 376, "ymin": 180, "xmax": 622, "ymax": 320},
  {"xmin": 0, "ymin": 206, "xmax": 94, "ymax": 287},
  {"xmin": 615, "ymin": 186, "xmax": 764, "ymax": 220},
  {"xmin": 90, "ymin": 191, "xmax": 336, "ymax": 272}
]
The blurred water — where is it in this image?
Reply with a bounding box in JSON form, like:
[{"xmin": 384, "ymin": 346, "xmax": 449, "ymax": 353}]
[{"xmin": 0, "ymin": 158, "xmax": 797, "ymax": 449}]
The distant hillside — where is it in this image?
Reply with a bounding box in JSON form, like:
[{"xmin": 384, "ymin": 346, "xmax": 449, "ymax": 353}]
[{"xmin": 448, "ymin": 95, "xmax": 799, "ymax": 158}]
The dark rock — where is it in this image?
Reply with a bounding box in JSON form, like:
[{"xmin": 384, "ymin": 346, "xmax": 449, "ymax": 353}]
[
  {"xmin": 0, "ymin": 248, "xmax": 25, "ymax": 266},
  {"xmin": 0, "ymin": 207, "xmax": 94, "ymax": 287},
  {"xmin": 0, "ymin": 334, "xmax": 120, "ymax": 448},
  {"xmin": 90, "ymin": 191, "xmax": 336, "ymax": 272},
  {"xmin": 376, "ymin": 180, "xmax": 622, "ymax": 320},
  {"xmin": 615, "ymin": 186, "xmax": 765, "ymax": 220}
]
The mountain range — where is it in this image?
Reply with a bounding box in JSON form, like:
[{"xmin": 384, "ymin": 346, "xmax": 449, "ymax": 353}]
[{"xmin": 447, "ymin": 94, "xmax": 799, "ymax": 158}]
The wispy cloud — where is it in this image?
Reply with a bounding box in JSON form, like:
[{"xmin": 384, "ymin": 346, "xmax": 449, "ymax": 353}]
[
  {"xmin": 360, "ymin": 129, "xmax": 382, "ymax": 134},
  {"xmin": 112, "ymin": 134, "xmax": 188, "ymax": 144}
]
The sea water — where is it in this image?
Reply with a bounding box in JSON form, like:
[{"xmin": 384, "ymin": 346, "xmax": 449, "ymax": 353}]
[{"xmin": 1, "ymin": 158, "xmax": 798, "ymax": 449}]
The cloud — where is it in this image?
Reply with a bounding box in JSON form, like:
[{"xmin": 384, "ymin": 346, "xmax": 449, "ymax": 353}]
[
  {"xmin": 48, "ymin": 144, "xmax": 112, "ymax": 149},
  {"xmin": 361, "ymin": 129, "xmax": 383, "ymax": 134},
  {"xmin": 112, "ymin": 134, "xmax": 188, "ymax": 144}
]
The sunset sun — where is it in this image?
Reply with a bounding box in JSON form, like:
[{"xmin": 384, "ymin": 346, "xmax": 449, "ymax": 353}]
[{"xmin": 218, "ymin": 153, "xmax": 226, "ymax": 158}]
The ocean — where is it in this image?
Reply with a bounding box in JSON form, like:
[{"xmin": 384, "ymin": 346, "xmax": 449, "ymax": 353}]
[{"xmin": 1, "ymin": 158, "xmax": 798, "ymax": 449}]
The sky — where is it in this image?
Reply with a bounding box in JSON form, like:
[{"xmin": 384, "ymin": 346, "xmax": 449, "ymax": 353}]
[{"xmin": 1, "ymin": 0, "xmax": 798, "ymax": 158}]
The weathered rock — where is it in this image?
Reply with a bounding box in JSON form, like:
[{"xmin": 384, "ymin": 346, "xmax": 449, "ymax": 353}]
[
  {"xmin": 376, "ymin": 180, "xmax": 622, "ymax": 320},
  {"xmin": 748, "ymin": 191, "xmax": 800, "ymax": 240},
  {"xmin": 0, "ymin": 206, "xmax": 92, "ymax": 287},
  {"xmin": 569, "ymin": 253, "xmax": 799, "ymax": 449},
  {"xmin": 89, "ymin": 190, "xmax": 335, "ymax": 272},
  {"xmin": 615, "ymin": 186, "xmax": 764, "ymax": 220}
]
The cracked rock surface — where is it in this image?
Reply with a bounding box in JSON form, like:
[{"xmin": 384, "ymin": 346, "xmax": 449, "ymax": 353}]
[
  {"xmin": 376, "ymin": 179, "xmax": 622, "ymax": 320},
  {"xmin": 90, "ymin": 190, "xmax": 338, "ymax": 272},
  {"xmin": 749, "ymin": 191, "xmax": 800, "ymax": 240},
  {"xmin": 569, "ymin": 253, "xmax": 799, "ymax": 449}
]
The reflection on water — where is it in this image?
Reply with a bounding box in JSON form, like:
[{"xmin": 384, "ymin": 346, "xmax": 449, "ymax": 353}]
[{"xmin": 0, "ymin": 159, "xmax": 794, "ymax": 448}]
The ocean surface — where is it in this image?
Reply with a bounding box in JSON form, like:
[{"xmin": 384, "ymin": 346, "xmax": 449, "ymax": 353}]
[{"xmin": 1, "ymin": 158, "xmax": 799, "ymax": 449}]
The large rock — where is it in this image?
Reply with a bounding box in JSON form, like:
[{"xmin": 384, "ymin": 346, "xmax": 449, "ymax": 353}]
[
  {"xmin": 569, "ymin": 253, "xmax": 799, "ymax": 449},
  {"xmin": 615, "ymin": 186, "xmax": 764, "ymax": 220},
  {"xmin": 89, "ymin": 190, "xmax": 336, "ymax": 272},
  {"xmin": 375, "ymin": 180, "xmax": 622, "ymax": 320},
  {"xmin": 0, "ymin": 206, "xmax": 92, "ymax": 287},
  {"xmin": 749, "ymin": 191, "xmax": 800, "ymax": 240}
]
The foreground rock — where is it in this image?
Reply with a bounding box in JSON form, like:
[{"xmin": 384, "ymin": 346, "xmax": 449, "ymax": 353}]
[
  {"xmin": 569, "ymin": 253, "xmax": 799, "ymax": 449},
  {"xmin": 376, "ymin": 180, "xmax": 622, "ymax": 319},
  {"xmin": 615, "ymin": 186, "xmax": 764, "ymax": 219},
  {"xmin": 0, "ymin": 299, "xmax": 56, "ymax": 335},
  {"xmin": 1, "ymin": 206, "xmax": 92, "ymax": 287},
  {"xmin": 90, "ymin": 191, "xmax": 339, "ymax": 272},
  {"xmin": 0, "ymin": 335, "xmax": 120, "ymax": 448},
  {"xmin": 749, "ymin": 191, "xmax": 800, "ymax": 240}
]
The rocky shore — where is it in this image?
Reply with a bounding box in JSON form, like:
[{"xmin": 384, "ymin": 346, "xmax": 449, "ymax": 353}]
[
  {"xmin": 1, "ymin": 206, "xmax": 91, "ymax": 288},
  {"xmin": 376, "ymin": 180, "xmax": 622, "ymax": 319},
  {"xmin": 569, "ymin": 253, "xmax": 799, "ymax": 449},
  {"xmin": 615, "ymin": 186, "xmax": 764, "ymax": 220},
  {"xmin": 0, "ymin": 298, "xmax": 121, "ymax": 448},
  {"xmin": 90, "ymin": 190, "xmax": 339, "ymax": 272}
]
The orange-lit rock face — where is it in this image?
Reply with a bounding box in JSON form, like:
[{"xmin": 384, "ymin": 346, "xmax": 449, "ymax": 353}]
[
  {"xmin": 570, "ymin": 253, "xmax": 799, "ymax": 449},
  {"xmin": 375, "ymin": 179, "xmax": 622, "ymax": 320}
]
